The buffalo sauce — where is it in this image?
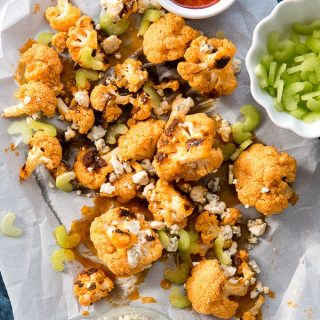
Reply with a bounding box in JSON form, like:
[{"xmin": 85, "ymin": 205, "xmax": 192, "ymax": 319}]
[{"xmin": 172, "ymin": 0, "xmax": 220, "ymax": 9}]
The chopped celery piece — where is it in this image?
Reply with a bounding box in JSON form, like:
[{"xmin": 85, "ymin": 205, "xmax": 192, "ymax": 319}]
[
  {"xmin": 29, "ymin": 120, "xmax": 57, "ymax": 137},
  {"xmin": 158, "ymin": 230, "xmax": 170, "ymax": 249},
  {"xmin": 0, "ymin": 212, "xmax": 23, "ymax": 237},
  {"xmin": 284, "ymin": 82, "xmax": 305, "ymax": 95},
  {"xmin": 213, "ymin": 237, "xmax": 232, "ymax": 265},
  {"xmin": 306, "ymin": 97, "xmax": 320, "ymax": 111},
  {"xmin": 231, "ymin": 123, "xmax": 252, "ymax": 145},
  {"xmin": 287, "ymin": 65, "xmax": 301, "ymax": 74},
  {"xmin": 169, "ymin": 286, "xmax": 191, "ymax": 309},
  {"xmin": 276, "ymin": 79, "xmax": 284, "ymax": 103},
  {"xmin": 268, "ymin": 61, "xmax": 278, "ymax": 85},
  {"xmin": 7, "ymin": 120, "xmax": 32, "ymax": 144},
  {"xmin": 56, "ymin": 172, "xmax": 76, "ymax": 192},
  {"xmin": 260, "ymin": 54, "xmax": 273, "ymax": 70},
  {"xmin": 138, "ymin": 9, "xmax": 161, "ymax": 36},
  {"xmin": 37, "ymin": 32, "xmax": 53, "ymax": 46},
  {"xmin": 79, "ymin": 47, "xmax": 106, "ymax": 71},
  {"xmin": 301, "ymin": 91, "xmax": 320, "ymax": 100},
  {"xmin": 100, "ymin": 12, "xmax": 130, "ymax": 36},
  {"xmin": 273, "ymin": 63, "xmax": 287, "ymax": 88},
  {"xmin": 53, "ymin": 225, "xmax": 80, "ymax": 248},
  {"xmin": 230, "ymin": 139, "xmax": 253, "ymax": 161},
  {"xmin": 274, "ymin": 98, "xmax": 284, "ymax": 112},
  {"xmin": 267, "ymin": 32, "xmax": 295, "ymax": 62},
  {"xmin": 143, "ymin": 83, "xmax": 161, "ymax": 108},
  {"xmin": 309, "ymin": 72, "xmax": 319, "ymax": 84},
  {"xmin": 164, "ymin": 263, "xmax": 190, "ymax": 284},
  {"xmin": 313, "ymin": 29, "xmax": 320, "ymax": 39},
  {"xmin": 75, "ymin": 69, "xmax": 99, "ymax": 88},
  {"xmin": 266, "ymin": 86, "xmax": 276, "ymax": 97},
  {"xmin": 289, "ymin": 32, "xmax": 310, "ymax": 55},
  {"xmin": 293, "ymin": 20, "xmax": 320, "ymax": 35},
  {"xmin": 51, "ymin": 248, "xmax": 74, "ymax": 272},
  {"xmin": 301, "ymin": 81, "xmax": 313, "ymax": 93},
  {"xmin": 303, "ymin": 111, "xmax": 320, "ymax": 122},
  {"xmin": 188, "ymin": 230, "xmax": 199, "ymax": 243},
  {"xmin": 178, "ymin": 230, "xmax": 191, "ymax": 251},
  {"xmin": 106, "ymin": 123, "xmax": 128, "ymax": 144},
  {"xmin": 221, "ymin": 143, "xmax": 236, "ymax": 161},
  {"xmin": 228, "ymin": 164, "xmax": 234, "ymax": 185},
  {"xmin": 281, "ymin": 70, "xmax": 302, "ymax": 85},
  {"xmin": 290, "ymin": 106, "xmax": 308, "ymax": 119},
  {"xmin": 255, "ymin": 64, "xmax": 268, "ymax": 88},
  {"xmin": 306, "ymin": 36, "xmax": 320, "ymax": 53}
]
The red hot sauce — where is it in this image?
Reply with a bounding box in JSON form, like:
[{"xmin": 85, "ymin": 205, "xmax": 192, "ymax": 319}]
[{"xmin": 172, "ymin": 0, "xmax": 220, "ymax": 9}]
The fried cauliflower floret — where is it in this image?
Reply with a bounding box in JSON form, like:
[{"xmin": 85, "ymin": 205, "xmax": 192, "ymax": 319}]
[
  {"xmin": 131, "ymin": 91, "xmax": 152, "ymax": 121},
  {"xmin": 101, "ymin": 173, "xmax": 137, "ymax": 203},
  {"xmin": 3, "ymin": 82, "xmax": 57, "ymax": 118},
  {"xmin": 101, "ymin": 35, "xmax": 122, "ymax": 55},
  {"xmin": 233, "ymin": 143, "xmax": 297, "ymax": 215},
  {"xmin": 143, "ymin": 13, "xmax": 199, "ymax": 64},
  {"xmin": 153, "ymin": 104, "xmax": 223, "ymax": 182},
  {"xmin": 114, "ymin": 59, "xmax": 148, "ymax": 93},
  {"xmin": 100, "ymin": 0, "xmax": 138, "ymax": 21},
  {"xmin": 153, "ymin": 80, "xmax": 180, "ymax": 92},
  {"xmin": 241, "ymin": 295, "xmax": 265, "ymax": 320},
  {"xmin": 186, "ymin": 259, "xmax": 239, "ymax": 319},
  {"xmin": 90, "ymin": 207, "xmax": 162, "ymax": 276},
  {"xmin": 146, "ymin": 179, "xmax": 194, "ymax": 228},
  {"xmin": 45, "ymin": 0, "xmax": 81, "ymax": 32},
  {"xmin": 66, "ymin": 16, "xmax": 107, "ymax": 71},
  {"xmin": 195, "ymin": 211, "xmax": 220, "ymax": 245},
  {"xmin": 118, "ymin": 119, "xmax": 165, "ymax": 161},
  {"xmin": 73, "ymin": 267, "xmax": 114, "ymax": 306},
  {"xmin": 20, "ymin": 132, "xmax": 62, "ymax": 180},
  {"xmin": 74, "ymin": 148, "xmax": 111, "ymax": 189},
  {"xmin": 16, "ymin": 44, "xmax": 63, "ymax": 89},
  {"xmin": 51, "ymin": 32, "xmax": 68, "ymax": 52},
  {"xmin": 177, "ymin": 36, "xmax": 237, "ymax": 97}
]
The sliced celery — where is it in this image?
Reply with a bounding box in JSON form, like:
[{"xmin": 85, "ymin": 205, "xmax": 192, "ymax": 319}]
[
  {"xmin": 313, "ymin": 29, "xmax": 320, "ymax": 39},
  {"xmin": 276, "ymin": 79, "xmax": 284, "ymax": 103},
  {"xmin": 51, "ymin": 248, "xmax": 74, "ymax": 272},
  {"xmin": 221, "ymin": 143, "xmax": 236, "ymax": 161},
  {"xmin": 273, "ymin": 63, "xmax": 287, "ymax": 88},
  {"xmin": 56, "ymin": 172, "xmax": 76, "ymax": 192},
  {"xmin": 0, "ymin": 212, "xmax": 23, "ymax": 237},
  {"xmin": 267, "ymin": 32, "xmax": 295, "ymax": 62},
  {"xmin": 79, "ymin": 47, "xmax": 106, "ymax": 71},
  {"xmin": 143, "ymin": 83, "xmax": 161, "ymax": 108},
  {"xmin": 289, "ymin": 32, "xmax": 310, "ymax": 55},
  {"xmin": 53, "ymin": 225, "xmax": 80, "ymax": 248},
  {"xmin": 273, "ymin": 98, "xmax": 284, "ymax": 112},
  {"xmin": 158, "ymin": 230, "xmax": 170, "ymax": 249},
  {"xmin": 306, "ymin": 97, "xmax": 320, "ymax": 111},
  {"xmin": 306, "ymin": 36, "xmax": 320, "ymax": 53},
  {"xmin": 293, "ymin": 20, "xmax": 320, "ymax": 35},
  {"xmin": 301, "ymin": 91, "xmax": 320, "ymax": 100},
  {"xmin": 29, "ymin": 120, "xmax": 57, "ymax": 137},
  {"xmin": 231, "ymin": 123, "xmax": 252, "ymax": 145},
  {"xmin": 255, "ymin": 64, "xmax": 269, "ymax": 88},
  {"xmin": 100, "ymin": 12, "xmax": 130, "ymax": 36},
  {"xmin": 75, "ymin": 69, "xmax": 99, "ymax": 89},
  {"xmin": 268, "ymin": 61, "xmax": 278, "ymax": 85},
  {"xmin": 213, "ymin": 237, "xmax": 232, "ymax": 265},
  {"xmin": 177, "ymin": 230, "xmax": 191, "ymax": 252},
  {"xmin": 164, "ymin": 263, "xmax": 190, "ymax": 284},
  {"xmin": 37, "ymin": 32, "xmax": 53, "ymax": 46},
  {"xmin": 169, "ymin": 286, "xmax": 191, "ymax": 309},
  {"xmin": 290, "ymin": 106, "xmax": 308, "ymax": 119},
  {"xmin": 138, "ymin": 9, "xmax": 161, "ymax": 36},
  {"xmin": 260, "ymin": 54, "xmax": 274, "ymax": 70},
  {"xmin": 230, "ymin": 139, "xmax": 253, "ymax": 161},
  {"xmin": 7, "ymin": 120, "xmax": 32, "ymax": 144},
  {"xmin": 303, "ymin": 111, "xmax": 320, "ymax": 122}
]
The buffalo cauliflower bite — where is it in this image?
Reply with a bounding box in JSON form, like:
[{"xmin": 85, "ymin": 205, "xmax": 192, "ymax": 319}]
[
  {"xmin": 101, "ymin": 35, "xmax": 122, "ymax": 55},
  {"xmin": 45, "ymin": 0, "xmax": 81, "ymax": 32},
  {"xmin": 233, "ymin": 143, "xmax": 297, "ymax": 215},
  {"xmin": 51, "ymin": 32, "xmax": 68, "ymax": 52},
  {"xmin": 100, "ymin": 0, "xmax": 138, "ymax": 22},
  {"xmin": 114, "ymin": 59, "xmax": 148, "ymax": 93},
  {"xmin": 195, "ymin": 211, "xmax": 220, "ymax": 245},
  {"xmin": 131, "ymin": 91, "xmax": 152, "ymax": 121},
  {"xmin": 3, "ymin": 82, "xmax": 57, "ymax": 118},
  {"xmin": 20, "ymin": 132, "xmax": 62, "ymax": 180},
  {"xmin": 90, "ymin": 207, "xmax": 163, "ymax": 276},
  {"xmin": 146, "ymin": 179, "xmax": 194, "ymax": 228},
  {"xmin": 186, "ymin": 259, "xmax": 239, "ymax": 319},
  {"xmin": 73, "ymin": 267, "xmax": 114, "ymax": 306},
  {"xmin": 241, "ymin": 295, "xmax": 265, "ymax": 320},
  {"xmin": 143, "ymin": 13, "xmax": 199, "ymax": 64},
  {"xmin": 177, "ymin": 36, "xmax": 237, "ymax": 97},
  {"xmin": 16, "ymin": 44, "xmax": 63, "ymax": 89},
  {"xmin": 117, "ymin": 119, "xmax": 165, "ymax": 161},
  {"xmin": 153, "ymin": 104, "xmax": 223, "ymax": 182},
  {"xmin": 74, "ymin": 149, "xmax": 112, "ymax": 189}
]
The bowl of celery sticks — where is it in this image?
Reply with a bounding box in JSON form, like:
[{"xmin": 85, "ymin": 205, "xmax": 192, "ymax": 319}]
[{"xmin": 246, "ymin": 0, "xmax": 320, "ymax": 138}]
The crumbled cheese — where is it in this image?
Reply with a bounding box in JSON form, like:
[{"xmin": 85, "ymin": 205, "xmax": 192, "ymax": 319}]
[
  {"xmin": 123, "ymin": 220, "xmax": 141, "ymax": 235},
  {"xmin": 141, "ymin": 159, "xmax": 156, "ymax": 175},
  {"xmin": 169, "ymin": 224, "xmax": 180, "ymax": 235},
  {"xmin": 123, "ymin": 161, "xmax": 133, "ymax": 174},
  {"xmin": 154, "ymin": 101, "xmax": 170, "ymax": 116},
  {"xmin": 232, "ymin": 58, "xmax": 242, "ymax": 74},
  {"xmin": 100, "ymin": 0, "xmax": 124, "ymax": 21},
  {"xmin": 225, "ymin": 241, "xmax": 238, "ymax": 256},
  {"xmin": 218, "ymin": 119, "xmax": 231, "ymax": 143},
  {"xmin": 190, "ymin": 185, "xmax": 208, "ymax": 204},
  {"xmin": 115, "ymin": 52, "xmax": 122, "ymax": 60},
  {"xmin": 261, "ymin": 187, "xmax": 270, "ymax": 193},
  {"xmin": 232, "ymin": 179, "xmax": 238, "ymax": 185},
  {"xmin": 127, "ymin": 244, "xmax": 142, "ymax": 267},
  {"xmin": 100, "ymin": 145, "xmax": 111, "ymax": 155},
  {"xmin": 192, "ymin": 262, "xmax": 200, "ymax": 267},
  {"xmin": 111, "ymin": 155, "xmax": 124, "ymax": 175},
  {"xmin": 229, "ymin": 277, "xmax": 239, "ymax": 285},
  {"xmin": 248, "ymin": 234, "xmax": 258, "ymax": 244},
  {"xmin": 204, "ymin": 195, "xmax": 226, "ymax": 215},
  {"xmin": 137, "ymin": 0, "xmax": 161, "ymax": 13},
  {"xmin": 101, "ymin": 35, "xmax": 121, "ymax": 55},
  {"xmin": 87, "ymin": 167, "xmax": 93, "ymax": 173},
  {"xmin": 249, "ymin": 260, "xmax": 261, "ymax": 274},
  {"xmin": 250, "ymin": 282, "xmax": 268, "ymax": 299},
  {"xmin": 95, "ymin": 138, "xmax": 106, "ymax": 151},
  {"xmin": 74, "ymin": 91, "xmax": 90, "ymax": 108},
  {"xmin": 48, "ymin": 182, "xmax": 55, "ymax": 189},
  {"xmin": 244, "ymin": 204, "xmax": 250, "ymax": 209},
  {"xmin": 174, "ymin": 97, "xmax": 194, "ymax": 114},
  {"xmin": 232, "ymin": 226, "xmax": 241, "ymax": 238},
  {"xmin": 166, "ymin": 236, "xmax": 178, "ymax": 252},
  {"xmin": 221, "ymin": 265, "xmax": 237, "ymax": 278},
  {"xmin": 250, "ymin": 277, "xmax": 256, "ymax": 285},
  {"xmin": 200, "ymin": 41, "xmax": 214, "ymax": 54},
  {"xmin": 95, "ymin": 23, "xmax": 101, "ymax": 30},
  {"xmin": 219, "ymin": 225, "xmax": 233, "ymax": 240},
  {"xmin": 148, "ymin": 220, "xmax": 165, "ymax": 230},
  {"xmin": 100, "ymin": 182, "xmax": 116, "ymax": 194},
  {"xmin": 64, "ymin": 127, "xmax": 76, "ymax": 141},
  {"xmin": 23, "ymin": 96, "xmax": 31, "ymax": 105},
  {"xmin": 87, "ymin": 125, "xmax": 107, "ymax": 142},
  {"xmin": 132, "ymin": 171, "xmax": 149, "ymax": 185},
  {"xmin": 76, "ymin": 190, "xmax": 82, "ymax": 196},
  {"xmin": 142, "ymin": 182, "xmax": 155, "ymax": 198},
  {"xmin": 109, "ymin": 172, "xmax": 117, "ymax": 183},
  {"xmin": 247, "ymin": 219, "xmax": 267, "ymax": 237}
]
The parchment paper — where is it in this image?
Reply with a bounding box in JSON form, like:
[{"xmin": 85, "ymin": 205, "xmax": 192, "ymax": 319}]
[{"xmin": 0, "ymin": 0, "xmax": 319, "ymax": 319}]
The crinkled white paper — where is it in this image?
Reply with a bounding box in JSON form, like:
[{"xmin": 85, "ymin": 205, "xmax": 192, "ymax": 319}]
[{"xmin": 1, "ymin": 0, "xmax": 320, "ymax": 319}]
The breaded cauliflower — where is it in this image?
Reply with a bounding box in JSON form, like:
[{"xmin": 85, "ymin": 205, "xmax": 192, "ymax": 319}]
[
  {"xmin": 101, "ymin": 35, "xmax": 122, "ymax": 55},
  {"xmin": 101, "ymin": 173, "xmax": 137, "ymax": 203},
  {"xmin": 118, "ymin": 119, "xmax": 165, "ymax": 161},
  {"xmin": 51, "ymin": 32, "xmax": 68, "ymax": 52},
  {"xmin": 143, "ymin": 13, "xmax": 199, "ymax": 64},
  {"xmin": 146, "ymin": 179, "xmax": 194, "ymax": 228},
  {"xmin": 241, "ymin": 295, "xmax": 265, "ymax": 320},
  {"xmin": 221, "ymin": 208, "xmax": 241, "ymax": 226},
  {"xmin": 195, "ymin": 211, "xmax": 220, "ymax": 245},
  {"xmin": 16, "ymin": 43, "xmax": 63, "ymax": 89},
  {"xmin": 45, "ymin": 0, "xmax": 81, "ymax": 32},
  {"xmin": 114, "ymin": 59, "xmax": 148, "ymax": 93},
  {"xmin": 186, "ymin": 259, "xmax": 239, "ymax": 319},
  {"xmin": 73, "ymin": 267, "xmax": 114, "ymax": 306},
  {"xmin": 66, "ymin": 16, "xmax": 107, "ymax": 71},
  {"xmin": 131, "ymin": 91, "xmax": 152, "ymax": 121},
  {"xmin": 90, "ymin": 207, "xmax": 162, "ymax": 276},
  {"xmin": 153, "ymin": 103, "xmax": 223, "ymax": 182},
  {"xmin": 3, "ymin": 82, "xmax": 57, "ymax": 118},
  {"xmin": 153, "ymin": 80, "xmax": 180, "ymax": 92},
  {"xmin": 73, "ymin": 148, "xmax": 111, "ymax": 189},
  {"xmin": 20, "ymin": 132, "xmax": 62, "ymax": 180},
  {"xmin": 58, "ymin": 98, "xmax": 95, "ymax": 134},
  {"xmin": 177, "ymin": 36, "xmax": 237, "ymax": 97},
  {"xmin": 233, "ymin": 144, "xmax": 297, "ymax": 215}
]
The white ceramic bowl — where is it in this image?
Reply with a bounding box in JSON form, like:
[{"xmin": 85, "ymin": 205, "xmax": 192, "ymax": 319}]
[
  {"xmin": 246, "ymin": 0, "xmax": 320, "ymax": 139},
  {"xmin": 158, "ymin": 0, "xmax": 236, "ymax": 19}
]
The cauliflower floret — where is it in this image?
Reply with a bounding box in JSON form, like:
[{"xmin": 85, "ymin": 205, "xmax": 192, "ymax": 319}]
[
  {"xmin": 118, "ymin": 119, "xmax": 165, "ymax": 161},
  {"xmin": 153, "ymin": 80, "xmax": 180, "ymax": 92},
  {"xmin": 114, "ymin": 59, "xmax": 148, "ymax": 93},
  {"xmin": 20, "ymin": 132, "xmax": 62, "ymax": 180},
  {"xmin": 51, "ymin": 32, "xmax": 68, "ymax": 52},
  {"xmin": 3, "ymin": 82, "xmax": 57, "ymax": 118},
  {"xmin": 186, "ymin": 259, "xmax": 239, "ymax": 319},
  {"xmin": 73, "ymin": 148, "xmax": 112, "ymax": 189},
  {"xmin": 90, "ymin": 207, "xmax": 162, "ymax": 276},
  {"xmin": 146, "ymin": 179, "xmax": 194, "ymax": 228},
  {"xmin": 195, "ymin": 211, "xmax": 220, "ymax": 245},
  {"xmin": 221, "ymin": 208, "xmax": 241, "ymax": 226},
  {"xmin": 73, "ymin": 267, "xmax": 114, "ymax": 306},
  {"xmin": 101, "ymin": 35, "xmax": 122, "ymax": 55},
  {"xmin": 233, "ymin": 144, "xmax": 297, "ymax": 215},
  {"xmin": 153, "ymin": 105, "xmax": 223, "ymax": 182},
  {"xmin": 45, "ymin": 0, "xmax": 81, "ymax": 32},
  {"xmin": 241, "ymin": 295, "xmax": 265, "ymax": 320},
  {"xmin": 143, "ymin": 13, "xmax": 199, "ymax": 64},
  {"xmin": 131, "ymin": 91, "xmax": 152, "ymax": 121},
  {"xmin": 100, "ymin": 0, "xmax": 138, "ymax": 21},
  {"xmin": 177, "ymin": 36, "xmax": 237, "ymax": 97},
  {"xmin": 16, "ymin": 44, "xmax": 63, "ymax": 89},
  {"xmin": 58, "ymin": 98, "xmax": 95, "ymax": 134},
  {"xmin": 66, "ymin": 16, "xmax": 107, "ymax": 71}
]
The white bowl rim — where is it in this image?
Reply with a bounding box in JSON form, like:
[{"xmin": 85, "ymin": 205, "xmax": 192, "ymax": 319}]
[
  {"xmin": 246, "ymin": 0, "xmax": 320, "ymax": 139},
  {"xmin": 158, "ymin": 0, "xmax": 236, "ymax": 19}
]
